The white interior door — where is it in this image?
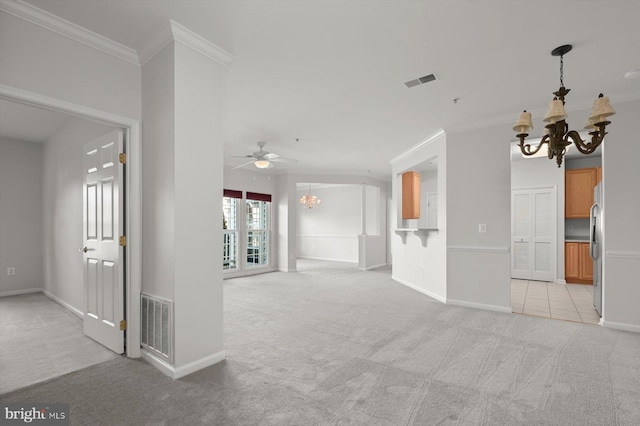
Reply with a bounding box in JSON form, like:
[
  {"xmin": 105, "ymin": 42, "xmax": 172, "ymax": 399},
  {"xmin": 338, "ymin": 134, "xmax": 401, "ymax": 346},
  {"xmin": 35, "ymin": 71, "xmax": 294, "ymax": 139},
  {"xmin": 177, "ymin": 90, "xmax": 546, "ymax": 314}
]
[
  {"xmin": 511, "ymin": 188, "xmax": 556, "ymax": 282},
  {"xmin": 82, "ymin": 129, "xmax": 125, "ymax": 354},
  {"xmin": 512, "ymin": 190, "xmax": 531, "ymax": 279}
]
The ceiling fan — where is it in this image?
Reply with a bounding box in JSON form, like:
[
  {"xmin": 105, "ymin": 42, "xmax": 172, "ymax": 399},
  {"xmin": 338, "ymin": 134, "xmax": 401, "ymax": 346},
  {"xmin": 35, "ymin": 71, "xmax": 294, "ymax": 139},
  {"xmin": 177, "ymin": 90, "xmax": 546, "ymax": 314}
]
[{"xmin": 232, "ymin": 142, "xmax": 297, "ymax": 169}]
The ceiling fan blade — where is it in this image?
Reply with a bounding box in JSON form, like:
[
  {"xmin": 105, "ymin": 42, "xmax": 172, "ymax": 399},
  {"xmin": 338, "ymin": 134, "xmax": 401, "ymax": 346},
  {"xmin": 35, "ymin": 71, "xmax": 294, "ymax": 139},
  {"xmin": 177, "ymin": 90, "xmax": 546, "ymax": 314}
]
[
  {"xmin": 270, "ymin": 157, "xmax": 298, "ymax": 163},
  {"xmin": 231, "ymin": 154, "xmax": 255, "ymax": 159},
  {"xmin": 263, "ymin": 153, "xmax": 279, "ymax": 160},
  {"xmin": 232, "ymin": 160, "xmax": 256, "ymax": 169}
]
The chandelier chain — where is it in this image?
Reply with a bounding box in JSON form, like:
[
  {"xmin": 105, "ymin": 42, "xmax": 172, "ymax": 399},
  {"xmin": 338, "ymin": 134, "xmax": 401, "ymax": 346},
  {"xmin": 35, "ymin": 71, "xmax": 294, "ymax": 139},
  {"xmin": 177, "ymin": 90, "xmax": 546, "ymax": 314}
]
[{"xmin": 560, "ymin": 54, "xmax": 564, "ymax": 87}]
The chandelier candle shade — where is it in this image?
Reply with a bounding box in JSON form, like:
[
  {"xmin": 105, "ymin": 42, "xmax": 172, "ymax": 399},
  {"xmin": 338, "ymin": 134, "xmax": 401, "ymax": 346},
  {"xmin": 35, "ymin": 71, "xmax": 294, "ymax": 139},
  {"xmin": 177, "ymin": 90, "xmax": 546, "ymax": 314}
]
[{"xmin": 514, "ymin": 45, "xmax": 615, "ymax": 167}]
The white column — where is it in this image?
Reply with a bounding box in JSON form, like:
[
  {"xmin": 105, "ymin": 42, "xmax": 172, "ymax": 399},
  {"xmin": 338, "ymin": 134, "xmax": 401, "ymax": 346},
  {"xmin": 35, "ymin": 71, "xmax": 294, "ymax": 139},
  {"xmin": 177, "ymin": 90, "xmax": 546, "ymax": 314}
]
[
  {"xmin": 360, "ymin": 183, "xmax": 367, "ymax": 236},
  {"xmin": 141, "ymin": 22, "xmax": 233, "ymax": 378}
]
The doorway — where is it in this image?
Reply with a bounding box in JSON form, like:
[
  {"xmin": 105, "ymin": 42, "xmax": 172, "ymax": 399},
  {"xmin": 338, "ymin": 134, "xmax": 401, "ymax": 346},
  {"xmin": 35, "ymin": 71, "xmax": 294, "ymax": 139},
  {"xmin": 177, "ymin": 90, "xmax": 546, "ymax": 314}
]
[{"xmin": 0, "ymin": 86, "xmax": 141, "ymax": 357}]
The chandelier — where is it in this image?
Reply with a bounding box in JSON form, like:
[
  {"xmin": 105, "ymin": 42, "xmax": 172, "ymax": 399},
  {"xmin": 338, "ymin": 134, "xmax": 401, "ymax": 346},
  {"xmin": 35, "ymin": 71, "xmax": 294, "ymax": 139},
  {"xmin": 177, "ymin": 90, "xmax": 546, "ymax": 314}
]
[
  {"xmin": 300, "ymin": 186, "xmax": 321, "ymax": 209},
  {"xmin": 513, "ymin": 45, "xmax": 615, "ymax": 167}
]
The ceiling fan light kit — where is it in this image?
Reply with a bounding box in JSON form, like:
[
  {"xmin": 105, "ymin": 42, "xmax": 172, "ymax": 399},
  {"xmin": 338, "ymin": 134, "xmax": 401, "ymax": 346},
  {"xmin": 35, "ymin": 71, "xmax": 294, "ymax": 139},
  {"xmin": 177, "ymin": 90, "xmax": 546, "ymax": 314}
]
[
  {"xmin": 514, "ymin": 44, "xmax": 615, "ymax": 167},
  {"xmin": 232, "ymin": 141, "xmax": 298, "ymax": 170}
]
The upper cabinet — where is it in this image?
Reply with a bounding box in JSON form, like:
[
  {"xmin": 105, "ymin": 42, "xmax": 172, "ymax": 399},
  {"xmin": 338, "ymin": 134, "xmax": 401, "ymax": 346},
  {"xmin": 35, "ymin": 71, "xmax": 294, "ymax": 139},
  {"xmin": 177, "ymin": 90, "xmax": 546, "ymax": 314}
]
[
  {"xmin": 565, "ymin": 168, "xmax": 598, "ymax": 218},
  {"xmin": 402, "ymin": 171, "xmax": 420, "ymax": 220}
]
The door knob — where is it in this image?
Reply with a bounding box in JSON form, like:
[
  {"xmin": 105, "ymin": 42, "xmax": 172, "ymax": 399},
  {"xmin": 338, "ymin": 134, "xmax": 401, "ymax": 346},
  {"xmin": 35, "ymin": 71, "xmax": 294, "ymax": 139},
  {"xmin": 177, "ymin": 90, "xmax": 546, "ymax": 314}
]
[{"xmin": 79, "ymin": 246, "xmax": 89, "ymax": 253}]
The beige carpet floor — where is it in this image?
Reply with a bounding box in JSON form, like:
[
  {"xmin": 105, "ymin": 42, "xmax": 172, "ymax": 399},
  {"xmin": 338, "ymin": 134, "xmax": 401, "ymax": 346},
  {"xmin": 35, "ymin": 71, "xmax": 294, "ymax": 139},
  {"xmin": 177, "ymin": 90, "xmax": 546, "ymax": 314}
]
[
  {"xmin": 0, "ymin": 292, "xmax": 119, "ymax": 394},
  {"xmin": 1, "ymin": 260, "xmax": 639, "ymax": 425}
]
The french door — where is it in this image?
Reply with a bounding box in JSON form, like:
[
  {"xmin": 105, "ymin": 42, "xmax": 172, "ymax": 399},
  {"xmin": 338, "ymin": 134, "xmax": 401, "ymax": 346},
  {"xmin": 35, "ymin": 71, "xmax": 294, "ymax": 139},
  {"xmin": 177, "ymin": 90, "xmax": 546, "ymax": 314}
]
[{"xmin": 511, "ymin": 187, "xmax": 556, "ymax": 282}]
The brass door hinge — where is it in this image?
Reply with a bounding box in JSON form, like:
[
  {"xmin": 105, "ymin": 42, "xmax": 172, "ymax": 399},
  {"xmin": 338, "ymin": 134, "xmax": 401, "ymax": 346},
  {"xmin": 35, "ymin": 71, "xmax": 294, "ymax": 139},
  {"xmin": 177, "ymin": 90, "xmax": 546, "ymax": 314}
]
[
  {"xmin": 119, "ymin": 236, "xmax": 126, "ymax": 246},
  {"xmin": 120, "ymin": 320, "xmax": 127, "ymax": 331},
  {"xmin": 119, "ymin": 153, "xmax": 127, "ymax": 164}
]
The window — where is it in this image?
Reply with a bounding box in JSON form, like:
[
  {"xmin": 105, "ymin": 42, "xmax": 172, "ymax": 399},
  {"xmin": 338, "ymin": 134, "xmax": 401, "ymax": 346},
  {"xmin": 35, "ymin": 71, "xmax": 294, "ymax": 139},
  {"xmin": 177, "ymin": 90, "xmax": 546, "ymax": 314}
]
[
  {"xmin": 246, "ymin": 199, "xmax": 269, "ymax": 267},
  {"xmin": 223, "ymin": 190, "xmax": 242, "ymax": 270},
  {"xmin": 223, "ymin": 190, "xmax": 271, "ymax": 272},
  {"xmin": 245, "ymin": 192, "xmax": 271, "ymax": 268}
]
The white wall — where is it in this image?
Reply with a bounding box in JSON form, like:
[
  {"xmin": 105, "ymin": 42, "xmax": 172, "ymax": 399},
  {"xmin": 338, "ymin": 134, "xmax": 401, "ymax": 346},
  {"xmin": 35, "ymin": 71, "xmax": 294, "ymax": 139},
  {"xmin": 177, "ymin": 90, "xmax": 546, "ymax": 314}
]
[
  {"xmin": 297, "ymin": 184, "xmax": 361, "ymax": 263},
  {"xmin": 224, "ymin": 167, "xmax": 278, "ymax": 195},
  {"xmin": 391, "ymin": 131, "xmax": 447, "ymax": 303},
  {"xmin": 275, "ymin": 173, "xmax": 388, "ymax": 271},
  {"xmin": 511, "ymin": 156, "xmax": 565, "ymax": 281},
  {"xmin": 0, "ymin": 138, "xmax": 43, "ymax": 295},
  {"xmin": 141, "ymin": 42, "xmax": 176, "ymax": 302},
  {"xmin": 42, "ymin": 118, "xmax": 117, "ymax": 312},
  {"xmin": 0, "ymin": 11, "xmax": 141, "ymax": 120},
  {"xmin": 446, "ymin": 125, "xmax": 511, "ymax": 312},
  {"xmin": 601, "ymin": 98, "xmax": 640, "ymax": 331},
  {"xmin": 418, "ymin": 169, "xmax": 437, "ymax": 229},
  {"xmin": 276, "ymin": 174, "xmax": 297, "ymax": 271}
]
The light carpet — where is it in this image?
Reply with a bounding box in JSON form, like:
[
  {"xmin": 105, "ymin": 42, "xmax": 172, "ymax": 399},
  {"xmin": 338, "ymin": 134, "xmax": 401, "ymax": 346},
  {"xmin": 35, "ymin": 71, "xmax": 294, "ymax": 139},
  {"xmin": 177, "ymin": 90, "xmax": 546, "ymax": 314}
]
[
  {"xmin": 0, "ymin": 292, "xmax": 118, "ymax": 394},
  {"xmin": 1, "ymin": 260, "xmax": 639, "ymax": 425}
]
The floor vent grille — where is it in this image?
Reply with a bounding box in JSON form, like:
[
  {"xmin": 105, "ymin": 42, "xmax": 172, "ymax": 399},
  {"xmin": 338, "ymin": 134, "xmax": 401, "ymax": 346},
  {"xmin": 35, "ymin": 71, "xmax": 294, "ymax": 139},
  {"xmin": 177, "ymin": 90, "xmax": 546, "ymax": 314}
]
[{"xmin": 141, "ymin": 293, "xmax": 173, "ymax": 363}]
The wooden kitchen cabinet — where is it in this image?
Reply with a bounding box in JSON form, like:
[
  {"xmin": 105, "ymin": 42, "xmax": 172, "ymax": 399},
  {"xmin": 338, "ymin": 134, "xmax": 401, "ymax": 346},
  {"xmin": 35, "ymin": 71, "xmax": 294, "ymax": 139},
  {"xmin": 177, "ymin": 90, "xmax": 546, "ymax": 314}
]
[
  {"xmin": 596, "ymin": 166, "xmax": 602, "ymax": 184},
  {"xmin": 579, "ymin": 243, "xmax": 593, "ymax": 281},
  {"xmin": 402, "ymin": 171, "xmax": 420, "ymax": 219},
  {"xmin": 565, "ymin": 242, "xmax": 593, "ymax": 284},
  {"xmin": 565, "ymin": 242, "xmax": 580, "ymax": 281},
  {"xmin": 565, "ymin": 168, "xmax": 597, "ymax": 218}
]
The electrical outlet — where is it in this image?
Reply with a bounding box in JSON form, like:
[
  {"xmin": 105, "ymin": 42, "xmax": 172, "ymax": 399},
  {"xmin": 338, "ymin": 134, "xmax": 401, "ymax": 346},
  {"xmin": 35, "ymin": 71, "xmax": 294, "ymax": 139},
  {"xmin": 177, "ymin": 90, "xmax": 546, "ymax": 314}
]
[
  {"xmin": 7, "ymin": 267, "xmax": 16, "ymax": 276},
  {"xmin": 479, "ymin": 224, "xmax": 487, "ymax": 233}
]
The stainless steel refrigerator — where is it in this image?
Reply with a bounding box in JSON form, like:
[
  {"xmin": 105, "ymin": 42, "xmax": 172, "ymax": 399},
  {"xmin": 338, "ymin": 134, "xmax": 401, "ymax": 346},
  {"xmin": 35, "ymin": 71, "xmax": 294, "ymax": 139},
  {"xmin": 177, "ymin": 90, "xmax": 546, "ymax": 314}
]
[{"xmin": 590, "ymin": 182, "xmax": 603, "ymax": 316}]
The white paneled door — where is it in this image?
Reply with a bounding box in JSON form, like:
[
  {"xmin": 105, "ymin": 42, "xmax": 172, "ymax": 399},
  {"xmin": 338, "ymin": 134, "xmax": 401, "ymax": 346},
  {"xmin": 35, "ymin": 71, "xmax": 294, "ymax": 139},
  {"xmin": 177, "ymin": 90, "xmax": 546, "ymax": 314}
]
[
  {"xmin": 82, "ymin": 130, "xmax": 125, "ymax": 354},
  {"xmin": 511, "ymin": 187, "xmax": 556, "ymax": 282}
]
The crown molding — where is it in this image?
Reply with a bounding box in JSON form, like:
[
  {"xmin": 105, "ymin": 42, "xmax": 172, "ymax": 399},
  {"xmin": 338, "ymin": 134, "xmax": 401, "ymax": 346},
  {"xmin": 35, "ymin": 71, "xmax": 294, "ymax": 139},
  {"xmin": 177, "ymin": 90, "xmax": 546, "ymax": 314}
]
[
  {"xmin": 390, "ymin": 129, "xmax": 445, "ymax": 165},
  {"xmin": 0, "ymin": 0, "xmax": 139, "ymax": 66},
  {"xmin": 139, "ymin": 20, "xmax": 234, "ymax": 67}
]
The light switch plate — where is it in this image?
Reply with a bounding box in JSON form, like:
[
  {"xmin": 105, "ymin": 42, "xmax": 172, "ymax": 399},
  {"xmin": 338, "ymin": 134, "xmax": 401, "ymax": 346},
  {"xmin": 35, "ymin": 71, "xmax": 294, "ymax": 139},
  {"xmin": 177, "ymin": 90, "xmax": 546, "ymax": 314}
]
[{"xmin": 479, "ymin": 224, "xmax": 487, "ymax": 233}]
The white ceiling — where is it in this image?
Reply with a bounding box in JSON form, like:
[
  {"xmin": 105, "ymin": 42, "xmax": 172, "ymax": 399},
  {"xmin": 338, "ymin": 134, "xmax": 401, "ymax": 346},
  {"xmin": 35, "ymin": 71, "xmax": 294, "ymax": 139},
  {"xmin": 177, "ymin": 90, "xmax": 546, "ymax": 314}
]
[
  {"xmin": 20, "ymin": 1, "xmax": 640, "ymax": 178},
  {"xmin": 0, "ymin": 99, "xmax": 70, "ymax": 143}
]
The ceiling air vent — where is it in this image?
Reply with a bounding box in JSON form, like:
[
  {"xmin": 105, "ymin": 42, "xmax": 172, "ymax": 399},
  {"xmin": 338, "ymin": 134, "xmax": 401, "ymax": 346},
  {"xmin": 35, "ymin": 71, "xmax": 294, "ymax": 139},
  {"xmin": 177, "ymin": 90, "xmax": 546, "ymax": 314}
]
[{"xmin": 405, "ymin": 73, "xmax": 437, "ymax": 88}]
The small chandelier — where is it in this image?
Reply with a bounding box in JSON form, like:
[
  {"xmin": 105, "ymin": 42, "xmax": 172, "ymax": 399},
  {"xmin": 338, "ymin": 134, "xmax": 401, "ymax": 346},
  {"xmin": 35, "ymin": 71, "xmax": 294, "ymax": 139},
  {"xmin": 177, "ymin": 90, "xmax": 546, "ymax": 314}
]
[
  {"xmin": 300, "ymin": 186, "xmax": 321, "ymax": 209},
  {"xmin": 513, "ymin": 45, "xmax": 615, "ymax": 167}
]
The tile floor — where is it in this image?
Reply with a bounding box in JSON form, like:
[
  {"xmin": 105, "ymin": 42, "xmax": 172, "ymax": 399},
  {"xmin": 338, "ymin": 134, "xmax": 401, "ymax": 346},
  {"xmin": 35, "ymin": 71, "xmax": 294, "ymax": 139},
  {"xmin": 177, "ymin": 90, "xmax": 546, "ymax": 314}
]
[{"xmin": 511, "ymin": 279, "xmax": 601, "ymax": 325}]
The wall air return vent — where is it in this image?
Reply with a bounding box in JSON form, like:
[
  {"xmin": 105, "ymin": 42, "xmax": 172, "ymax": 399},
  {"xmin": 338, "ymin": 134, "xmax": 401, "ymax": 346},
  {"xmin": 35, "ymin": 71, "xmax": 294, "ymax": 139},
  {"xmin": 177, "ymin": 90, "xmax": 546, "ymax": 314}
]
[
  {"xmin": 141, "ymin": 293, "xmax": 174, "ymax": 363},
  {"xmin": 405, "ymin": 73, "xmax": 437, "ymax": 88}
]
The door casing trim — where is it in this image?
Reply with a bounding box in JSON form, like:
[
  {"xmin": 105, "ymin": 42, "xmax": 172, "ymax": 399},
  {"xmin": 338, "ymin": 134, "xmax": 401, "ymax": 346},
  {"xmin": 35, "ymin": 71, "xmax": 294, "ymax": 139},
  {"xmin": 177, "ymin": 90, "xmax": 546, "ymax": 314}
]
[{"xmin": 0, "ymin": 84, "xmax": 142, "ymax": 358}]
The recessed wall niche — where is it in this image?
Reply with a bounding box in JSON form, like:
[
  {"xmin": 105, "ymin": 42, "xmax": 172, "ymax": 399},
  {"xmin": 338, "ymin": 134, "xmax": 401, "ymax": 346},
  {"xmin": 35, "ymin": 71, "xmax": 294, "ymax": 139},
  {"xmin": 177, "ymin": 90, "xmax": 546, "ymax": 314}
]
[{"xmin": 398, "ymin": 157, "xmax": 438, "ymax": 229}]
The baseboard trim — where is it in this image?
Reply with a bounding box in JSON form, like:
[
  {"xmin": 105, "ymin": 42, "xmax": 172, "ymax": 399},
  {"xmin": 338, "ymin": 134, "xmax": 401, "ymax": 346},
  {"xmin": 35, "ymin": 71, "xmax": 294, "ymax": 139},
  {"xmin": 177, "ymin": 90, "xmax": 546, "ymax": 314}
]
[
  {"xmin": 0, "ymin": 287, "xmax": 43, "ymax": 297},
  {"xmin": 42, "ymin": 290, "xmax": 84, "ymax": 319},
  {"xmin": 362, "ymin": 263, "xmax": 388, "ymax": 271},
  {"xmin": 447, "ymin": 245, "xmax": 510, "ymax": 253},
  {"xmin": 447, "ymin": 298, "xmax": 512, "ymax": 314},
  {"xmin": 391, "ymin": 276, "xmax": 446, "ymax": 304},
  {"xmin": 602, "ymin": 320, "xmax": 640, "ymax": 334},
  {"xmin": 142, "ymin": 349, "xmax": 226, "ymax": 379},
  {"xmin": 223, "ymin": 267, "xmax": 276, "ymax": 280},
  {"xmin": 298, "ymin": 256, "xmax": 358, "ymax": 264},
  {"xmin": 556, "ymin": 279, "xmax": 567, "ymax": 284}
]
